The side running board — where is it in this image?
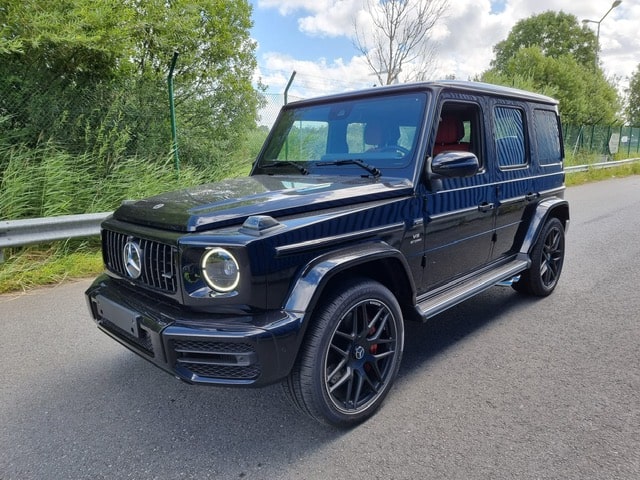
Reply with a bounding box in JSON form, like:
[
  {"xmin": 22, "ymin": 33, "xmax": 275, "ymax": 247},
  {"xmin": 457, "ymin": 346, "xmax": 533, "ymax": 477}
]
[{"xmin": 416, "ymin": 257, "xmax": 530, "ymax": 320}]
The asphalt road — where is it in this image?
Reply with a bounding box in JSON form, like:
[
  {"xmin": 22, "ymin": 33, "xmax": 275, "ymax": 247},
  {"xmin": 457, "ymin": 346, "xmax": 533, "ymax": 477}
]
[{"xmin": 1, "ymin": 176, "xmax": 639, "ymax": 480}]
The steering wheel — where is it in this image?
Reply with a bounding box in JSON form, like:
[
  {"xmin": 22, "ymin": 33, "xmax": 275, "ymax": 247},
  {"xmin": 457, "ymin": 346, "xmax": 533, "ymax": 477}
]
[{"xmin": 378, "ymin": 145, "xmax": 410, "ymax": 156}]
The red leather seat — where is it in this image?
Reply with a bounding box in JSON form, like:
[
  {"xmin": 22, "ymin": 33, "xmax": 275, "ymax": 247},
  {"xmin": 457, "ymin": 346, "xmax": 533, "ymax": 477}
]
[{"xmin": 433, "ymin": 116, "xmax": 470, "ymax": 155}]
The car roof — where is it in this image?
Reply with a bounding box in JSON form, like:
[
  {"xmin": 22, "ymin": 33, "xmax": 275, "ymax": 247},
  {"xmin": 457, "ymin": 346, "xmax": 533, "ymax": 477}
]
[{"xmin": 286, "ymin": 80, "xmax": 558, "ymax": 107}]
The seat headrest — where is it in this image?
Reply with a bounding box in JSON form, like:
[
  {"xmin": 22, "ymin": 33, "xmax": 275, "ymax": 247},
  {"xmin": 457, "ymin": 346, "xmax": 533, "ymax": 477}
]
[
  {"xmin": 364, "ymin": 121, "xmax": 401, "ymax": 146},
  {"xmin": 364, "ymin": 122, "xmax": 383, "ymax": 145},
  {"xmin": 436, "ymin": 116, "xmax": 465, "ymax": 144}
]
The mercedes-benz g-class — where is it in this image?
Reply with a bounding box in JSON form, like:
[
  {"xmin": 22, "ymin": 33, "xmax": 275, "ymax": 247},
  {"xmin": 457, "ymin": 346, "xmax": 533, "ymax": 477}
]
[{"xmin": 86, "ymin": 81, "xmax": 569, "ymax": 427}]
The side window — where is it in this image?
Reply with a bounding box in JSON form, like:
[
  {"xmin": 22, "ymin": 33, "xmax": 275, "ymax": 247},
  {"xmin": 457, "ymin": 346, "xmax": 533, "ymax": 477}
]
[
  {"xmin": 494, "ymin": 107, "xmax": 527, "ymax": 168},
  {"xmin": 534, "ymin": 109, "xmax": 562, "ymax": 165},
  {"xmin": 434, "ymin": 102, "xmax": 483, "ymax": 167}
]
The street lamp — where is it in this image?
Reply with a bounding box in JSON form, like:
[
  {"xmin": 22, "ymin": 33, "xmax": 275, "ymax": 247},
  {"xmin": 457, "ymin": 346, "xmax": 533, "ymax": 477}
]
[{"xmin": 582, "ymin": 0, "xmax": 622, "ymax": 69}]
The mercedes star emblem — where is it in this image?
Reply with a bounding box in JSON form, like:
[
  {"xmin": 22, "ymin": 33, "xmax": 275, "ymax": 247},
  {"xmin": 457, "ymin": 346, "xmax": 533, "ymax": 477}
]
[{"xmin": 123, "ymin": 240, "xmax": 143, "ymax": 279}]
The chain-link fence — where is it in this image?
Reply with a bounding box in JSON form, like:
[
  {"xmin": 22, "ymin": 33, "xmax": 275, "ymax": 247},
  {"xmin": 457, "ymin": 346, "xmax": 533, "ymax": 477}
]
[
  {"xmin": 3, "ymin": 72, "xmax": 638, "ymax": 160},
  {"xmin": 0, "ymin": 65, "xmax": 265, "ymax": 172},
  {"xmin": 564, "ymin": 124, "xmax": 640, "ymax": 157},
  {"xmin": 258, "ymin": 93, "xmax": 304, "ymax": 128},
  {"xmin": 0, "ymin": 71, "xmax": 176, "ymax": 160}
]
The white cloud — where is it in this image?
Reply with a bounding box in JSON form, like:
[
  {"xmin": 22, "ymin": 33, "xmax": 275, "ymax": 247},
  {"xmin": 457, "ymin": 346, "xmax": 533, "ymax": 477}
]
[
  {"xmin": 256, "ymin": 0, "xmax": 638, "ymax": 94},
  {"xmin": 257, "ymin": 52, "xmax": 373, "ymax": 97},
  {"xmin": 597, "ymin": 2, "xmax": 640, "ymax": 85},
  {"xmin": 433, "ymin": 0, "xmax": 508, "ymax": 80},
  {"xmin": 257, "ymin": 0, "xmax": 330, "ymax": 16},
  {"xmin": 254, "ymin": 52, "xmax": 374, "ymax": 126},
  {"xmin": 298, "ymin": 0, "xmax": 363, "ymax": 37}
]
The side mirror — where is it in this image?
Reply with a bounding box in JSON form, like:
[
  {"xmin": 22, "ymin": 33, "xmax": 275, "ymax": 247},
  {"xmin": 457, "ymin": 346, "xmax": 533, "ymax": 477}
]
[{"xmin": 430, "ymin": 151, "xmax": 479, "ymax": 178}]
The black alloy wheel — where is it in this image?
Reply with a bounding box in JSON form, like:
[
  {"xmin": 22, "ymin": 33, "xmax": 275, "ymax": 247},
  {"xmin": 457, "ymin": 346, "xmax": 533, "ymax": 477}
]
[
  {"xmin": 283, "ymin": 278, "xmax": 404, "ymax": 427},
  {"xmin": 513, "ymin": 217, "xmax": 565, "ymax": 296}
]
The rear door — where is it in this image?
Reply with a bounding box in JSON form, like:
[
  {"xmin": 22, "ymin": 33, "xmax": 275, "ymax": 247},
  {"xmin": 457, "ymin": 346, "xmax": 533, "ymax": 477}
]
[{"xmin": 490, "ymin": 102, "xmax": 539, "ymax": 260}]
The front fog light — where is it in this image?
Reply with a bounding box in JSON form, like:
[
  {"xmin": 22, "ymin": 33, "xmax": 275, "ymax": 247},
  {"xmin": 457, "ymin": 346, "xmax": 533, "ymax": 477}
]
[{"xmin": 201, "ymin": 248, "xmax": 240, "ymax": 292}]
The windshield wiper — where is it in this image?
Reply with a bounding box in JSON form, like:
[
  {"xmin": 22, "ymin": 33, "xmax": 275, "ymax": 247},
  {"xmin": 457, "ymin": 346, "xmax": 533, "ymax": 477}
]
[
  {"xmin": 315, "ymin": 159, "xmax": 381, "ymax": 178},
  {"xmin": 260, "ymin": 161, "xmax": 309, "ymax": 175}
]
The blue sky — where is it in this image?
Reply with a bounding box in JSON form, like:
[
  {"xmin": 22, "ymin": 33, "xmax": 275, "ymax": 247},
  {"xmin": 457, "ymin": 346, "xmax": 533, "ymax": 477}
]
[
  {"xmin": 250, "ymin": 0, "xmax": 638, "ymax": 101},
  {"xmin": 251, "ymin": 5, "xmax": 353, "ymax": 61},
  {"xmin": 490, "ymin": 0, "xmax": 507, "ymax": 14}
]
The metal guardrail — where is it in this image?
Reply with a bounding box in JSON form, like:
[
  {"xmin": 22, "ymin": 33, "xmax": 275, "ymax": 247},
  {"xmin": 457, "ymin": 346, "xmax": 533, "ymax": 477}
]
[
  {"xmin": 564, "ymin": 157, "xmax": 640, "ymax": 173},
  {"xmin": 0, "ymin": 212, "xmax": 110, "ymax": 250},
  {"xmin": 1, "ymin": 157, "xmax": 639, "ymax": 258}
]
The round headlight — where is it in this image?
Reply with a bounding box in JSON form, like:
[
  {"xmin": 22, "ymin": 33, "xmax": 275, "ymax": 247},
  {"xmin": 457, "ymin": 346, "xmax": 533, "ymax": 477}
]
[{"xmin": 200, "ymin": 248, "xmax": 240, "ymax": 292}]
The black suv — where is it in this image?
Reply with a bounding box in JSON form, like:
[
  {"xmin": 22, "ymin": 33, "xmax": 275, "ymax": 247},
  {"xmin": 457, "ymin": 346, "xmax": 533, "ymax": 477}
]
[{"xmin": 86, "ymin": 81, "xmax": 569, "ymax": 427}]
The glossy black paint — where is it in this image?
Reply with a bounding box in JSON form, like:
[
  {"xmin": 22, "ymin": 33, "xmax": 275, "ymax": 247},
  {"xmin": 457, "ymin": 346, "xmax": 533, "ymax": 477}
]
[
  {"xmin": 87, "ymin": 275, "xmax": 305, "ymax": 386},
  {"xmin": 113, "ymin": 175, "xmax": 414, "ymax": 233},
  {"xmin": 86, "ymin": 80, "xmax": 569, "ymax": 388},
  {"xmin": 431, "ymin": 151, "xmax": 480, "ymax": 178}
]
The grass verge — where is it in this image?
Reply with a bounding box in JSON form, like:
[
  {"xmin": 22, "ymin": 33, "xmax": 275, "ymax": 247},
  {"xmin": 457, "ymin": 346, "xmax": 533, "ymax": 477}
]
[
  {"xmin": 565, "ymin": 162, "xmax": 640, "ymax": 186},
  {"xmin": 0, "ymin": 247, "xmax": 103, "ymax": 294}
]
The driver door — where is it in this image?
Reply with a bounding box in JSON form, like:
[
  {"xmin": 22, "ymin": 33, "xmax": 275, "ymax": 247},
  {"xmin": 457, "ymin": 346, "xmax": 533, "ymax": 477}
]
[{"xmin": 421, "ymin": 99, "xmax": 496, "ymax": 291}]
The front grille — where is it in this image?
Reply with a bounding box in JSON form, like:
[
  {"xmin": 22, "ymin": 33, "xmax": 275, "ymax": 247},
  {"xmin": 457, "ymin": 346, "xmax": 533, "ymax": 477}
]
[
  {"xmin": 171, "ymin": 340, "xmax": 260, "ymax": 380},
  {"xmin": 103, "ymin": 230, "xmax": 177, "ymax": 293}
]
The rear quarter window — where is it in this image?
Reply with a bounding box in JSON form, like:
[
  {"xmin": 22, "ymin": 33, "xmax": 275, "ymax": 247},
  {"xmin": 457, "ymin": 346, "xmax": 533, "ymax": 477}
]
[
  {"xmin": 534, "ymin": 109, "xmax": 562, "ymax": 165},
  {"xmin": 494, "ymin": 106, "xmax": 527, "ymax": 168}
]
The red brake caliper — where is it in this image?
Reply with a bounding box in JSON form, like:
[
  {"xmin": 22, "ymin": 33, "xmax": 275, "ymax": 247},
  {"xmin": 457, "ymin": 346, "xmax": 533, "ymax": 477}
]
[{"xmin": 368, "ymin": 326, "xmax": 378, "ymax": 355}]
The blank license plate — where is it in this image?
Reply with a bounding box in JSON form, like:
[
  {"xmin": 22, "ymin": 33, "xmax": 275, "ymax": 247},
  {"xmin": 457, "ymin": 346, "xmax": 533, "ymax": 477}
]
[{"xmin": 95, "ymin": 295, "xmax": 141, "ymax": 338}]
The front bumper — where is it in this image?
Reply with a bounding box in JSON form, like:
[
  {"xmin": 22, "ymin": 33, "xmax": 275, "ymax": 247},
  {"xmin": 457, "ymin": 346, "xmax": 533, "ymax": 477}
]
[{"xmin": 85, "ymin": 275, "xmax": 305, "ymax": 387}]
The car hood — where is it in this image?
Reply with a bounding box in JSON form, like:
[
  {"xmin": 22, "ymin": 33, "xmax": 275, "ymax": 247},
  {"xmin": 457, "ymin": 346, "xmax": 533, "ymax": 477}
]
[{"xmin": 113, "ymin": 175, "xmax": 414, "ymax": 232}]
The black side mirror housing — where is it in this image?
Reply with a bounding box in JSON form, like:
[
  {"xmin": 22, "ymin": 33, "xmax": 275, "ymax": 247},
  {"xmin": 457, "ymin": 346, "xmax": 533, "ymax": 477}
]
[{"xmin": 430, "ymin": 151, "xmax": 480, "ymax": 179}]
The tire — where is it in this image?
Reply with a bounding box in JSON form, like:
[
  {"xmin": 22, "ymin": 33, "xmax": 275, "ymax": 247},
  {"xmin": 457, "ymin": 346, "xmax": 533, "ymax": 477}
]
[
  {"xmin": 513, "ymin": 217, "xmax": 565, "ymax": 296},
  {"xmin": 282, "ymin": 277, "xmax": 404, "ymax": 427}
]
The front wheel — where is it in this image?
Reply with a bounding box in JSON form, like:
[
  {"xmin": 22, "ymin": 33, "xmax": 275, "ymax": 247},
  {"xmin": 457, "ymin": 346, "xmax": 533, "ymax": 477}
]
[
  {"xmin": 513, "ymin": 217, "xmax": 565, "ymax": 296},
  {"xmin": 283, "ymin": 278, "xmax": 404, "ymax": 427}
]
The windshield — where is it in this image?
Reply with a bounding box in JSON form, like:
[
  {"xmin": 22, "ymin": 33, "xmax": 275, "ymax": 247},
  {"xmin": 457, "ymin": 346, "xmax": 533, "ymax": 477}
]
[{"xmin": 254, "ymin": 91, "xmax": 428, "ymax": 177}]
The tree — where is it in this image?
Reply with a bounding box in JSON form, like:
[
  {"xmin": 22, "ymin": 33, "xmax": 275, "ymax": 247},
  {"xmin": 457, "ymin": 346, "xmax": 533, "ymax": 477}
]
[
  {"xmin": 353, "ymin": 0, "xmax": 448, "ymax": 85},
  {"xmin": 491, "ymin": 11, "xmax": 597, "ymax": 72},
  {"xmin": 0, "ymin": 0, "xmax": 260, "ymax": 168},
  {"xmin": 482, "ymin": 11, "xmax": 620, "ymax": 126},
  {"xmin": 627, "ymin": 65, "xmax": 640, "ymax": 126},
  {"xmin": 482, "ymin": 47, "xmax": 619, "ymax": 125}
]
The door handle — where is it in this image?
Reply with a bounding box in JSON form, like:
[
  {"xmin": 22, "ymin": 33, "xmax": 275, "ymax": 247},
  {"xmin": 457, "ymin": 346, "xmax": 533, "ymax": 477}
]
[
  {"xmin": 478, "ymin": 202, "xmax": 494, "ymax": 213},
  {"xmin": 525, "ymin": 192, "xmax": 539, "ymax": 202}
]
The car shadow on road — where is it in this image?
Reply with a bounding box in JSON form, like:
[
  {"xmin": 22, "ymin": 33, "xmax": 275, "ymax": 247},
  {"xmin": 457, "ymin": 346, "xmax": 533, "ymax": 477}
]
[{"xmin": 399, "ymin": 286, "xmax": 539, "ymax": 376}]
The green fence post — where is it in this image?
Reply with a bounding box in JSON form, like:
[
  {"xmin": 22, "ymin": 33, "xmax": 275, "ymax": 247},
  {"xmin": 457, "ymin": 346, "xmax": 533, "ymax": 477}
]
[
  {"xmin": 619, "ymin": 125, "xmax": 623, "ymax": 158},
  {"xmin": 284, "ymin": 70, "xmax": 296, "ymax": 106},
  {"xmin": 168, "ymin": 52, "xmax": 180, "ymax": 174}
]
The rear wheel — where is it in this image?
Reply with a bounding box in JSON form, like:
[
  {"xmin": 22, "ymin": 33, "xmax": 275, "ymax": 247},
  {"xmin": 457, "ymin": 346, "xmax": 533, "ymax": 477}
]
[
  {"xmin": 513, "ymin": 217, "xmax": 565, "ymax": 296},
  {"xmin": 283, "ymin": 278, "xmax": 404, "ymax": 427}
]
